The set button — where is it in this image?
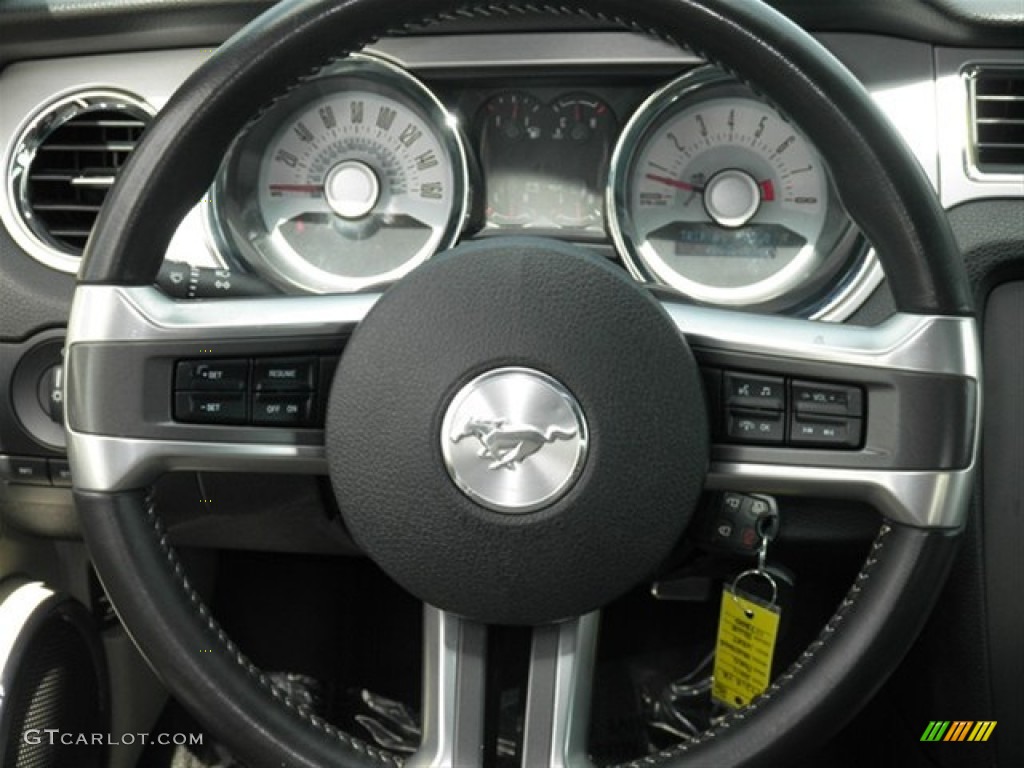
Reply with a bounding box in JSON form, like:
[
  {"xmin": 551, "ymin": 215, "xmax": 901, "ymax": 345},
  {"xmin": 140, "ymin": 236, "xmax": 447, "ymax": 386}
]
[
  {"xmin": 174, "ymin": 392, "xmax": 247, "ymax": 425},
  {"xmin": 175, "ymin": 359, "xmax": 249, "ymax": 391}
]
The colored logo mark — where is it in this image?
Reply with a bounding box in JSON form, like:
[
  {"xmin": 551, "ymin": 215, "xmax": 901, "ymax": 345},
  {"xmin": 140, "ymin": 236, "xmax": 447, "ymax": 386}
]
[{"xmin": 921, "ymin": 721, "xmax": 997, "ymax": 742}]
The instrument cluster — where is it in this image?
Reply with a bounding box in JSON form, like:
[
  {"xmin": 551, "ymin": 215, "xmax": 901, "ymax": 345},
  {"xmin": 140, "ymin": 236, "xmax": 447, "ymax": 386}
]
[{"xmin": 207, "ymin": 54, "xmax": 875, "ymax": 318}]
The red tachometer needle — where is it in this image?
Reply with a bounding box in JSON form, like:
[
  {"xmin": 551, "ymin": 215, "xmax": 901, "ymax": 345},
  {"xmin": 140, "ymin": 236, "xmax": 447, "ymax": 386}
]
[
  {"xmin": 268, "ymin": 184, "xmax": 321, "ymax": 195},
  {"xmin": 646, "ymin": 173, "xmax": 777, "ymax": 202},
  {"xmin": 645, "ymin": 173, "xmax": 703, "ymax": 192}
]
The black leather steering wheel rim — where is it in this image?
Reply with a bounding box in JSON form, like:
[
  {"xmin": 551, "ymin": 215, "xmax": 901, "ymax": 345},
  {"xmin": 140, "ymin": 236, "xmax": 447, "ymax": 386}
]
[{"xmin": 69, "ymin": 1, "xmax": 976, "ymax": 767}]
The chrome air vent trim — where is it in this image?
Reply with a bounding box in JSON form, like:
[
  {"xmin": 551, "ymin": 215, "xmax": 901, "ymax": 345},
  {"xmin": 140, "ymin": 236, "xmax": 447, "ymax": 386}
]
[{"xmin": 3, "ymin": 89, "xmax": 153, "ymax": 274}]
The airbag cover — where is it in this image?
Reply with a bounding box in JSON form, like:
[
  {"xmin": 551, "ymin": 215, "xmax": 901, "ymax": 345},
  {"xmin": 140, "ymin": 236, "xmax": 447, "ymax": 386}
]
[{"xmin": 326, "ymin": 239, "xmax": 708, "ymax": 624}]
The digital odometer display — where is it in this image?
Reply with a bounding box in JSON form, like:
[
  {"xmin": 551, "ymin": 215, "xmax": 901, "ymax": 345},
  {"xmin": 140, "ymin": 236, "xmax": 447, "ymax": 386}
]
[{"xmin": 658, "ymin": 222, "xmax": 807, "ymax": 259}]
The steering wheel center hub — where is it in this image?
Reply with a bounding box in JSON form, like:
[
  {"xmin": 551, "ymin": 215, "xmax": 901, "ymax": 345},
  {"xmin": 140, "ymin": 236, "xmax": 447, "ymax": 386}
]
[
  {"xmin": 326, "ymin": 238, "xmax": 708, "ymax": 625},
  {"xmin": 441, "ymin": 367, "xmax": 589, "ymax": 514}
]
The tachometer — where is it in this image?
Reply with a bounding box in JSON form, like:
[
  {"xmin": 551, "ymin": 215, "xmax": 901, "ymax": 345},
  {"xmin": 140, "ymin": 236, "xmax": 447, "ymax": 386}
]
[
  {"xmin": 609, "ymin": 69, "xmax": 853, "ymax": 309},
  {"xmin": 211, "ymin": 55, "xmax": 469, "ymax": 294}
]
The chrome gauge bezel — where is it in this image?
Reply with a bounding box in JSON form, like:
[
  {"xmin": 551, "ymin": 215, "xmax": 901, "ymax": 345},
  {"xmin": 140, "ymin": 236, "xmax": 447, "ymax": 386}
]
[
  {"xmin": 607, "ymin": 67, "xmax": 874, "ymax": 318},
  {"xmin": 208, "ymin": 53, "xmax": 471, "ymax": 294}
]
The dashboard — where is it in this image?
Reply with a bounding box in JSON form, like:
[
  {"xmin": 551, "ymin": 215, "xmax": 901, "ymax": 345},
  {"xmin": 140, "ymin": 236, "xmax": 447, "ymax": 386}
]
[
  {"xmin": 0, "ymin": 26, "xmax": 1018, "ymax": 333},
  {"xmin": 0, "ymin": 33, "xmax": 910, "ymax": 323}
]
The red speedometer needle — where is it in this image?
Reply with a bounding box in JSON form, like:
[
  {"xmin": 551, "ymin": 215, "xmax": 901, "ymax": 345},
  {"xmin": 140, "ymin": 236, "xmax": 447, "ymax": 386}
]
[
  {"xmin": 645, "ymin": 173, "xmax": 703, "ymax": 192},
  {"xmin": 268, "ymin": 183, "xmax": 321, "ymax": 195}
]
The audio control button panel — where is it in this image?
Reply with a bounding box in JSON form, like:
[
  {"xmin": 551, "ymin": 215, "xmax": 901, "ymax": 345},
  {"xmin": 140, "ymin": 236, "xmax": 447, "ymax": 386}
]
[{"xmin": 707, "ymin": 368, "xmax": 864, "ymax": 450}]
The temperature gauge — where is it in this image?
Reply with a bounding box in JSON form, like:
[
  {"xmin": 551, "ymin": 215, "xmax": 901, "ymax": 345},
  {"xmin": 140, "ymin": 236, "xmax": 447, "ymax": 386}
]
[{"xmin": 549, "ymin": 93, "xmax": 616, "ymax": 228}]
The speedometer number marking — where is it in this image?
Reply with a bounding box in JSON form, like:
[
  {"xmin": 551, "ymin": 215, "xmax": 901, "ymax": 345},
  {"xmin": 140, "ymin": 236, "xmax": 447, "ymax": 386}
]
[
  {"xmin": 275, "ymin": 150, "xmax": 298, "ymax": 167},
  {"xmin": 293, "ymin": 122, "xmax": 314, "ymax": 142},
  {"xmin": 415, "ymin": 150, "xmax": 438, "ymax": 171},
  {"xmin": 376, "ymin": 106, "xmax": 397, "ymax": 131},
  {"xmin": 420, "ymin": 181, "xmax": 443, "ymax": 199},
  {"xmin": 399, "ymin": 124, "xmax": 423, "ymax": 147},
  {"xmin": 319, "ymin": 105, "xmax": 336, "ymax": 130}
]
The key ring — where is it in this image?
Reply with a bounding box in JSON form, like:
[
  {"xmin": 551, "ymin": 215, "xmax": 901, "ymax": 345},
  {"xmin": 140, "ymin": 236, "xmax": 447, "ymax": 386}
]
[{"xmin": 730, "ymin": 568, "xmax": 778, "ymax": 617}]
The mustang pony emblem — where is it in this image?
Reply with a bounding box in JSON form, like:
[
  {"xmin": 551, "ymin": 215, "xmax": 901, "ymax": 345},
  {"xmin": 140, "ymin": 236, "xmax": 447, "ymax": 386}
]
[{"xmin": 451, "ymin": 417, "xmax": 577, "ymax": 470}]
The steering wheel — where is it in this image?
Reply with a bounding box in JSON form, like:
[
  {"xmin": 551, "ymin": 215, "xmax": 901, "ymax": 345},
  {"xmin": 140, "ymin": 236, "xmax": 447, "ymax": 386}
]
[{"xmin": 64, "ymin": 1, "xmax": 979, "ymax": 766}]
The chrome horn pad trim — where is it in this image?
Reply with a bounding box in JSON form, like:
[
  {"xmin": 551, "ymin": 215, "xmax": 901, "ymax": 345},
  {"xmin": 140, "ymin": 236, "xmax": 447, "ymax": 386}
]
[{"xmin": 441, "ymin": 367, "xmax": 588, "ymax": 514}]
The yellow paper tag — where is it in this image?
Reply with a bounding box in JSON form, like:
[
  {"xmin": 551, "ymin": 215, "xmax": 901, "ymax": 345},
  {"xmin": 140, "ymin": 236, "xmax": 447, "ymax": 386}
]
[{"xmin": 712, "ymin": 583, "xmax": 780, "ymax": 709}]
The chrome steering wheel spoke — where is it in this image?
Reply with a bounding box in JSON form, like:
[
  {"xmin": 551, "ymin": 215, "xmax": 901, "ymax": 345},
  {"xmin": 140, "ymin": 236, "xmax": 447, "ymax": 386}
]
[
  {"xmin": 407, "ymin": 607, "xmax": 488, "ymax": 768},
  {"xmin": 522, "ymin": 613, "xmax": 600, "ymax": 768},
  {"xmin": 406, "ymin": 608, "xmax": 599, "ymax": 768}
]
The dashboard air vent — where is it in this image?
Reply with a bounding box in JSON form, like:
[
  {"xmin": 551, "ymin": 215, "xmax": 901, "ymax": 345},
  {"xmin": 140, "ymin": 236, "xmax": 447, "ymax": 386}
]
[
  {"xmin": 971, "ymin": 68, "xmax": 1024, "ymax": 172},
  {"xmin": 6, "ymin": 91, "xmax": 153, "ymax": 272}
]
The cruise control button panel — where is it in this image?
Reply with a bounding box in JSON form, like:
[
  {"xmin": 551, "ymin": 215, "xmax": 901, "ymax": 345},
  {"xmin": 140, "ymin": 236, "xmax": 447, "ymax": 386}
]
[
  {"xmin": 708, "ymin": 368, "xmax": 864, "ymax": 449},
  {"xmin": 173, "ymin": 355, "xmax": 321, "ymax": 427}
]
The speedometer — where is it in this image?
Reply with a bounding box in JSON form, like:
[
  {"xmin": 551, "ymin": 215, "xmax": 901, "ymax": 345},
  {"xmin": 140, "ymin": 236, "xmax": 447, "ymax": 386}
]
[
  {"xmin": 609, "ymin": 69, "xmax": 860, "ymax": 311},
  {"xmin": 211, "ymin": 55, "xmax": 469, "ymax": 294}
]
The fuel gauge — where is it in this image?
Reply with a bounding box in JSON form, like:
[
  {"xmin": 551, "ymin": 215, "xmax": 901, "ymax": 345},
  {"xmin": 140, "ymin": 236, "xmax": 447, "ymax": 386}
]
[
  {"xmin": 480, "ymin": 92, "xmax": 546, "ymax": 142},
  {"xmin": 478, "ymin": 92, "xmax": 548, "ymax": 225}
]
